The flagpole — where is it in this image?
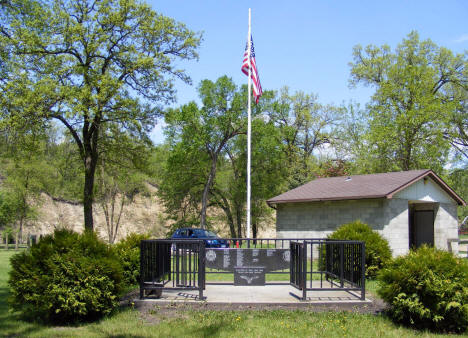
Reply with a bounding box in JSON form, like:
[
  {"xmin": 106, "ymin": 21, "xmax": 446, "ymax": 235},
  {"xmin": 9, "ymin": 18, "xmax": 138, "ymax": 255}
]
[{"xmin": 246, "ymin": 8, "xmax": 252, "ymax": 239}]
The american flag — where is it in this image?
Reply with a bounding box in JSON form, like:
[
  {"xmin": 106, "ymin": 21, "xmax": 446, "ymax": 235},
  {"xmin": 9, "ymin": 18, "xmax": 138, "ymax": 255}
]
[{"xmin": 241, "ymin": 35, "xmax": 263, "ymax": 104}]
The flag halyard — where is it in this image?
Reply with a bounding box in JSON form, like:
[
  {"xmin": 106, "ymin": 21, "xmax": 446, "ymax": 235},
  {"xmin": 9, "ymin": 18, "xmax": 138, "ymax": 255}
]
[{"xmin": 242, "ymin": 35, "xmax": 263, "ymax": 103}]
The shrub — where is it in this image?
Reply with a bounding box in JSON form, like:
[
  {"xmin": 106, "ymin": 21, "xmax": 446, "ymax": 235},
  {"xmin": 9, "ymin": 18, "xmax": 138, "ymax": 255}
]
[
  {"xmin": 8, "ymin": 229, "xmax": 123, "ymax": 324},
  {"xmin": 377, "ymin": 246, "xmax": 468, "ymax": 333},
  {"xmin": 114, "ymin": 233, "xmax": 150, "ymax": 286},
  {"xmin": 327, "ymin": 220, "xmax": 392, "ymax": 278}
]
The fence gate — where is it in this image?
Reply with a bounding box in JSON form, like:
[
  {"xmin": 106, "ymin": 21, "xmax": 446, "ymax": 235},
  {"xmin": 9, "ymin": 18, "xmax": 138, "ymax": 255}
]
[
  {"xmin": 289, "ymin": 240, "xmax": 366, "ymax": 301},
  {"xmin": 140, "ymin": 239, "xmax": 206, "ymax": 300}
]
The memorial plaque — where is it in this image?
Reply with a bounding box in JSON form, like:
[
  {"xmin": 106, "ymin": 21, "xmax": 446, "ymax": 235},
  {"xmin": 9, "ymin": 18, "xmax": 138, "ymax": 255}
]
[
  {"xmin": 234, "ymin": 267, "xmax": 266, "ymax": 285},
  {"xmin": 205, "ymin": 248, "xmax": 290, "ymax": 272}
]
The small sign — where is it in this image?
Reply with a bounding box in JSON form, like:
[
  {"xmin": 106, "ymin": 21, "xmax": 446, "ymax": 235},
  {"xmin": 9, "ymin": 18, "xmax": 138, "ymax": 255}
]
[{"xmin": 234, "ymin": 267, "xmax": 266, "ymax": 286}]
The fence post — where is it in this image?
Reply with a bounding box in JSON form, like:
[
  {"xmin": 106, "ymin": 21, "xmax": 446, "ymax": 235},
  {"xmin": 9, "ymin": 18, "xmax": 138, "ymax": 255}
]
[
  {"xmin": 361, "ymin": 242, "xmax": 366, "ymax": 300},
  {"xmin": 198, "ymin": 241, "xmax": 205, "ymax": 300},
  {"xmin": 302, "ymin": 242, "xmax": 307, "ymax": 301},
  {"xmin": 139, "ymin": 240, "xmax": 145, "ymax": 299},
  {"xmin": 340, "ymin": 243, "xmax": 344, "ymax": 288}
]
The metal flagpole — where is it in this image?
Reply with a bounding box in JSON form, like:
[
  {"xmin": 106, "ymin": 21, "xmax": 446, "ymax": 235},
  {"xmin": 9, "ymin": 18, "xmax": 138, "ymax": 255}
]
[{"xmin": 246, "ymin": 8, "xmax": 252, "ymax": 239}]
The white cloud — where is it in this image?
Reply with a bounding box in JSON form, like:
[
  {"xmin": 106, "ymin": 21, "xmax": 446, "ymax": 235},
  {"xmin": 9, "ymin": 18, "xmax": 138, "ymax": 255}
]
[{"xmin": 453, "ymin": 34, "xmax": 468, "ymax": 43}]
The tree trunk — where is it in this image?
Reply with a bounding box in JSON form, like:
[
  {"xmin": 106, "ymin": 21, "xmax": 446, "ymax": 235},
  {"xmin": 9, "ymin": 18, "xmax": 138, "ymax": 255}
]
[
  {"xmin": 15, "ymin": 231, "xmax": 18, "ymax": 250},
  {"xmin": 235, "ymin": 205, "xmax": 243, "ymax": 238},
  {"xmin": 200, "ymin": 154, "xmax": 218, "ymax": 228},
  {"xmin": 214, "ymin": 192, "xmax": 236, "ymax": 237},
  {"xmin": 5, "ymin": 232, "xmax": 8, "ymax": 250},
  {"xmin": 84, "ymin": 154, "xmax": 98, "ymax": 232}
]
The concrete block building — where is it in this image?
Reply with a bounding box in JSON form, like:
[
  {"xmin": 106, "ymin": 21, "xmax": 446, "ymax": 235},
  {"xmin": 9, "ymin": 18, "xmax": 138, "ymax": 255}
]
[{"xmin": 267, "ymin": 170, "xmax": 466, "ymax": 256}]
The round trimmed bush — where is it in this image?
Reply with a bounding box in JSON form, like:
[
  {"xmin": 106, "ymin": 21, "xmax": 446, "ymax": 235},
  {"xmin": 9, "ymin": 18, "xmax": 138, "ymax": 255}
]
[
  {"xmin": 8, "ymin": 229, "xmax": 123, "ymax": 324},
  {"xmin": 114, "ymin": 233, "xmax": 149, "ymax": 286},
  {"xmin": 377, "ymin": 245, "xmax": 468, "ymax": 333},
  {"xmin": 328, "ymin": 220, "xmax": 392, "ymax": 278}
]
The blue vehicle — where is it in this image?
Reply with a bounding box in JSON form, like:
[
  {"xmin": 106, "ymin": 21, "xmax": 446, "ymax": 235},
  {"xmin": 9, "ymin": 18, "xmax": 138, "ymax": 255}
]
[{"xmin": 171, "ymin": 228, "xmax": 229, "ymax": 248}]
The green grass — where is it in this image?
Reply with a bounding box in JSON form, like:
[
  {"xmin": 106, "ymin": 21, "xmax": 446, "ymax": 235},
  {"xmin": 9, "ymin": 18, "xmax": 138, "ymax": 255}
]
[{"xmin": 0, "ymin": 249, "xmax": 463, "ymax": 337}]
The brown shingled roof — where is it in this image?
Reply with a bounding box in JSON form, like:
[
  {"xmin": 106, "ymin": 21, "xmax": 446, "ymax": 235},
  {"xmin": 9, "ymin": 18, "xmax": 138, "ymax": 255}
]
[{"xmin": 267, "ymin": 169, "xmax": 466, "ymax": 206}]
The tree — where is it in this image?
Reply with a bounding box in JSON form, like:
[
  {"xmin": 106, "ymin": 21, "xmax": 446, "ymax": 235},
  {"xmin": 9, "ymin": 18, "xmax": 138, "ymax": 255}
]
[
  {"xmin": 268, "ymin": 87, "xmax": 341, "ymax": 188},
  {"xmin": 162, "ymin": 76, "xmax": 246, "ymax": 228},
  {"xmin": 445, "ymin": 85, "xmax": 468, "ymax": 159},
  {"xmin": 96, "ymin": 129, "xmax": 149, "ymax": 243},
  {"xmin": 332, "ymin": 102, "xmax": 373, "ymax": 174},
  {"xmin": 349, "ymin": 31, "xmax": 468, "ymax": 172},
  {"xmin": 0, "ymin": 0, "xmax": 201, "ymax": 231},
  {"xmin": 210, "ymin": 117, "xmax": 287, "ymax": 238},
  {"xmin": 446, "ymin": 166, "xmax": 468, "ymax": 222},
  {"xmin": 0, "ymin": 130, "xmax": 51, "ymax": 246}
]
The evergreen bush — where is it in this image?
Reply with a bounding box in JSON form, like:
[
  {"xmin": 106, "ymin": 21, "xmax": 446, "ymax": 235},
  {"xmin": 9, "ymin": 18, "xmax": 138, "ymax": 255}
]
[
  {"xmin": 377, "ymin": 245, "xmax": 468, "ymax": 333},
  {"xmin": 8, "ymin": 229, "xmax": 123, "ymax": 324},
  {"xmin": 114, "ymin": 233, "xmax": 149, "ymax": 286},
  {"xmin": 327, "ymin": 220, "xmax": 392, "ymax": 278}
]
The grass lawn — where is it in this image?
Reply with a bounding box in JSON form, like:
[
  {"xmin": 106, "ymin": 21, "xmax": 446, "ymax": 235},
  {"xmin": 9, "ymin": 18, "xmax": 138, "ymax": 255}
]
[{"xmin": 0, "ymin": 249, "xmax": 460, "ymax": 337}]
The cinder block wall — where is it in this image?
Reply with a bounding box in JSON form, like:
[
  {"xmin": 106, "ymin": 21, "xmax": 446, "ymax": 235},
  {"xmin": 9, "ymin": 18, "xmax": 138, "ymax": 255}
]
[
  {"xmin": 275, "ymin": 198, "xmax": 459, "ymax": 257},
  {"xmin": 435, "ymin": 203, "xmax": 459, "ymax": 252},
  {"xmin": 275, "ymin": 198, "xmax": 410, "ymax": 256}
]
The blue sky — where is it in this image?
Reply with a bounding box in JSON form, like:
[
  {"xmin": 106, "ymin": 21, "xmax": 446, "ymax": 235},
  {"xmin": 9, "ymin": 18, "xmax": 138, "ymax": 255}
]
[{"xmin": 148, "ymin": 0, "xmax": 468, "ymax": 143}]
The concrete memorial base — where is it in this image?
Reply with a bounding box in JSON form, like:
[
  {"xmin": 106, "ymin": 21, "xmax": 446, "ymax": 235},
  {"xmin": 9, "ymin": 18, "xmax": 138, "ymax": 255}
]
[{"xmin": 137, "ymin": 281, "xmax": 371, "ymax": 304}]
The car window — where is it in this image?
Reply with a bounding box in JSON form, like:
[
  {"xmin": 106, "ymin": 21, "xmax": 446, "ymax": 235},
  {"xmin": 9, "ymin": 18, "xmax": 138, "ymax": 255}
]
[
  {"xmin": 178, "ymin": 229, "xmax": 187, "ymax": 237},
  {"xmin": 206, "ymin": 231, "xmax": 217, "ymax": 238},
  {"xmin": 194, "ymin": 230, "xmax": 217, "ymax": 238}
]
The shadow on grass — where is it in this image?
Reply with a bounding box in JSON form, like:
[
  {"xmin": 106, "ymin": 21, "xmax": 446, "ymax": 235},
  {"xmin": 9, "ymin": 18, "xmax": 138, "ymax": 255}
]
[
  {"xmin": 0, "ymin": 286, "xmax": 141, "ymax": 337},
  {"xmin": 0, "ymin": 286, "xmax": 50, "ymax": 337},
  {"xmin": 183, "ymin": 320, "xmax": 230, "ymax": 338}
]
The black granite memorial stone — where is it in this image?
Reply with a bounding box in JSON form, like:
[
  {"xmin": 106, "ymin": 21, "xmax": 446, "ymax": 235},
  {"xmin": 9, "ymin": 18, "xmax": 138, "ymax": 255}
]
[{"xmin": 205, "ymin": 248, "xmax": 290, "ymax": 272}]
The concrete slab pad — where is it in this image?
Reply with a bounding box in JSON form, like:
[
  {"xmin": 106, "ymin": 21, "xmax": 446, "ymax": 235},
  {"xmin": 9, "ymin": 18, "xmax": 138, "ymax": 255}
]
[{"xmin": 138, "ymin": 281, "xmax": 372, "ymax": 305}]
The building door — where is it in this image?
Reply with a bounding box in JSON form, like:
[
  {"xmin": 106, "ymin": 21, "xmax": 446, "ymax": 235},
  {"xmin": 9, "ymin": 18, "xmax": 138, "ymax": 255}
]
[{"xmin": 411, "ymin": 210, "xmax": 434, "ymax": 248}]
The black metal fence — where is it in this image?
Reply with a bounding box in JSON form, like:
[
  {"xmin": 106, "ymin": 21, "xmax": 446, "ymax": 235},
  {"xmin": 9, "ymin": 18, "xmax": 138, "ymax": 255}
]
[
  {"xmin": 290, "ymin": 240, "xmax": 366, "ymax": 300},
  {"xmin": 140, "ymin": 239, "xmax": 206, "ymax": 299},
  {"xmin": 140, "ymin": 238, "xmax": 365, "ymax": 301}
]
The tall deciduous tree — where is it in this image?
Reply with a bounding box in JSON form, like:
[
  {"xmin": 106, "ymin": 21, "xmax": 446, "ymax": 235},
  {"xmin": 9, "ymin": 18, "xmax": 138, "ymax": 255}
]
[
  {"xmin": 0, "ymin": 0, "xmax": 201, "ymax": 231},
  {"xmin": 162, "ymin": 76, "xmax": 245, "ymax": 228},
  {"xmin": 349, "ymin": 31, "xmax": 467, "ymax": 172},
  {"xmin": 0, "ymin": 130, "xmax": 51, "ymax": 245},
  {"xmin": 96, "ymin": 129, "xmax": 149, "ymax": 243},
  {"xmin": 269, "ymin": 87, "xmax": 341, "ymax": 188}
]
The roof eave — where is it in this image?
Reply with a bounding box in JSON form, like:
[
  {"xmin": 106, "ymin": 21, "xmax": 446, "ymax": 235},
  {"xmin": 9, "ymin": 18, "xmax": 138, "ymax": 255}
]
[
  {"xmin": 267, "ymin": 195, "xmax": 388, "ymax": 205},
  {"xmin": 386, "ymin": 170, "xmax": 466, "ymax": 206}
]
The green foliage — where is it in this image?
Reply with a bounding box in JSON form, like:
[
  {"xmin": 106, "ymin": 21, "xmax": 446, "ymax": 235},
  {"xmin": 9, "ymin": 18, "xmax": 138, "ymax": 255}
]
[
  {"xmin": 0, "ymin": 190, "xmax": 18, "ymax": 228},
  {"xmin": 377, "ymin": 246, "xmax": 468, "ymax": 333},
  {"xmin": 268, "ymin": 87, "xmax": 343, "ymax": 189},
  {"xmin": 349, "ymin": 31, "xmax": 467, "ymax": 172},
  {"xmin": 446, "ymin": 166, "xmax": 468, "ymax": 221},
  {"xmin": 0, "ymin": 0, "xmax": 201, "ymax": 230},
  {"xmin": 328, "ymin": 221, "xmax": 392, "ymax": 278},
  {"xmin": 8, "ymin": 229, "xmax": 123, "ymax": 324},
  {"xmin": 114, "ymin": 233, "xmax": 149, "ymax": 286},
  {"xmin": 161, "ymin": 76, "xmax": 246, "ymax": 229}
]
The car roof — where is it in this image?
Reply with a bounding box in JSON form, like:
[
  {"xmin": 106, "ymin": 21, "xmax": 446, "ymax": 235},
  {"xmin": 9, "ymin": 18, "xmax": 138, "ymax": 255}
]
[{"xmin": 177, "ymin": 228, "xmax": 205, "ymax": 231}]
